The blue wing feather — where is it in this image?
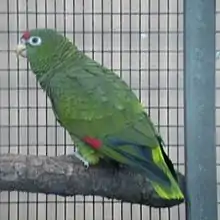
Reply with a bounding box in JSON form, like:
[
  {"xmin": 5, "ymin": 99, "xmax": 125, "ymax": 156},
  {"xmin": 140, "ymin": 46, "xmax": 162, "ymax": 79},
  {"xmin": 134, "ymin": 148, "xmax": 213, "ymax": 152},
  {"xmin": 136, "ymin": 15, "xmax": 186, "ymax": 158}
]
[{"xmin": 104, "ymin": 137, "xmax": 171, "ymax": 186}]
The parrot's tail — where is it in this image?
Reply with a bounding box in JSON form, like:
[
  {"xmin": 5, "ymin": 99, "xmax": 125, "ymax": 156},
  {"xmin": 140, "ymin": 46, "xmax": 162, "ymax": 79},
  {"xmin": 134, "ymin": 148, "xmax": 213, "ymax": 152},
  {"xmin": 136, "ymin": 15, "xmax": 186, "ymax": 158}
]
[
  {"xmin": 147, "ymin": 142, "xmax": 184, "ymax": 201},
  {"xmin": 108, "ymin": 138, "xmax": 185, "ymax": 200},
  {"xmin": 105, "ymin": 138, "xmax": 185, "ymax": 201},
  {"xmin": 98, "ymin": 129, "xmax": 184, "ymax": 200}
]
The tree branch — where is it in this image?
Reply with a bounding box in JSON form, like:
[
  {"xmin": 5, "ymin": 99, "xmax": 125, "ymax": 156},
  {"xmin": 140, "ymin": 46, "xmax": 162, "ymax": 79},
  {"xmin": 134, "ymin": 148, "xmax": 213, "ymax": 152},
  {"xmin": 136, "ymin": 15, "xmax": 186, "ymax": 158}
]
[{"xmin": 0, "ymin": 154, "xmax": 185, "ymax": 208}]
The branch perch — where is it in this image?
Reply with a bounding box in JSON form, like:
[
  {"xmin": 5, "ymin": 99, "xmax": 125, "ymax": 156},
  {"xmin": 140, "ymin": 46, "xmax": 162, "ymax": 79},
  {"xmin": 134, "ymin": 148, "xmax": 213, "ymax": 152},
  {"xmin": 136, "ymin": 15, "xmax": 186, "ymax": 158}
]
[{"xmin": 0, "ymin": 154, "xmax": 185, "ymax": 208}]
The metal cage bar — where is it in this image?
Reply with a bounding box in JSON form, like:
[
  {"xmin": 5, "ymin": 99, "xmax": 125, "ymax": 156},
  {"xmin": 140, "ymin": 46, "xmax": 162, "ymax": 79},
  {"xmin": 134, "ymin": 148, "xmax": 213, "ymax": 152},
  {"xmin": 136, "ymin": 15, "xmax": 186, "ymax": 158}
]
[{"xmin": 184, "ymin": 0, "xmax": 218, "ymax": 219}]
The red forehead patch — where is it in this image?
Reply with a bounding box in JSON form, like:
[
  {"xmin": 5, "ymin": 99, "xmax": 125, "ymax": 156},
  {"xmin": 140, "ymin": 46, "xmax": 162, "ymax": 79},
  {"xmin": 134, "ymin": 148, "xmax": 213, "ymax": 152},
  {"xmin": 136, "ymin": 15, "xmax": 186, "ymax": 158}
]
[{"xmin": 22, "ymin": 31, "xmax": 31, "ymax": 40}]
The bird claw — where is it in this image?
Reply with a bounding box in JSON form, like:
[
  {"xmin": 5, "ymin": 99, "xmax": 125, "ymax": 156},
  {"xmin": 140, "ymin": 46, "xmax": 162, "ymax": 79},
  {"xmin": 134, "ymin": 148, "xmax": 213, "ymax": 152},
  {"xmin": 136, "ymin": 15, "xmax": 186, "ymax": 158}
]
[
  {"xmin": 83, "ymin": 161, "xmax": 89, "ymax": 169},
  {"xmin": 72, "ymin": 149, "xmax": 90, "ymax": 169}
]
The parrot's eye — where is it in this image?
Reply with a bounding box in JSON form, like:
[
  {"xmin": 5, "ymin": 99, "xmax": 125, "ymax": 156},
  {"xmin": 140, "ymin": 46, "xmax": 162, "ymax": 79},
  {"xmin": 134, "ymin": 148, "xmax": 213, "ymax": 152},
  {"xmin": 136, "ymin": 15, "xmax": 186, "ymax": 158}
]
[{"xmin": 28, "ymin": 36, "xmax": 42, "ymax": 46}]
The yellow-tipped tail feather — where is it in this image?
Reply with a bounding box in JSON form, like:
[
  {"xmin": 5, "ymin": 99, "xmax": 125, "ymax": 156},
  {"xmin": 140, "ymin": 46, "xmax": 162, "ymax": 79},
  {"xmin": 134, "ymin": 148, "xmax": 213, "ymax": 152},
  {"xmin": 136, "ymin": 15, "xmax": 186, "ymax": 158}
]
[{"xmin": 151, "ymin": 146, "xmax": 184, "ymax": 200}]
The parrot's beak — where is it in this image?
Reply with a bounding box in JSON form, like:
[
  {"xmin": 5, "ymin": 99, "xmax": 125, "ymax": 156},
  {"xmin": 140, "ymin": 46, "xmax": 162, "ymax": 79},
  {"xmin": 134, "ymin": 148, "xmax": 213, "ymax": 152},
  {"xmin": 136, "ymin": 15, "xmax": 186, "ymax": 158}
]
[{"xmin": 15, "ymin": 43, "xmax": 27, "ymax": 58}]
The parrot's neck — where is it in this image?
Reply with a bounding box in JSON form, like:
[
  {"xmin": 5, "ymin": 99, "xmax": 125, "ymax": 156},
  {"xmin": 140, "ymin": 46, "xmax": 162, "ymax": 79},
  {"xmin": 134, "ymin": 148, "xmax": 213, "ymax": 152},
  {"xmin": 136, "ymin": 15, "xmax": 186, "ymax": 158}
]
[{"xmin": 30, "ymin": 45, "xmax": 82, "ymax": 91}]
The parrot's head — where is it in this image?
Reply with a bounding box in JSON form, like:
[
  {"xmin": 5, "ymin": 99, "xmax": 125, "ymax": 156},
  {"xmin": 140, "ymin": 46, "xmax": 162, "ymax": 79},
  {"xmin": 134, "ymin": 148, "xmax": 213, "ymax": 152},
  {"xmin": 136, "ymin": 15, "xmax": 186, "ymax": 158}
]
[{"xmin": 15, "ymin": 28, "xmax": 76, "ymax": 74}]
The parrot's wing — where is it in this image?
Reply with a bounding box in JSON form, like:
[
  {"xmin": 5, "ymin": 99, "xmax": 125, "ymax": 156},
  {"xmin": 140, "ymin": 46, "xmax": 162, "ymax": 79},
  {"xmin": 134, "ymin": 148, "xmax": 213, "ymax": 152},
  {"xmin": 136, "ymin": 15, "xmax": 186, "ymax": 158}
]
[
  {"xmin": 81, "ymin": 114, "xmax": 183, "ymax": 200},
  {"xmin": 81, "ymin": 112, "xmax": 176, "ymax": 185},
  {"xmin": 79, "ymin": 111, "xmax": 184, "ymax": 200},
  {"xmin": 46, "ymin": 56, "xmax": 156, "ymax": 139}
]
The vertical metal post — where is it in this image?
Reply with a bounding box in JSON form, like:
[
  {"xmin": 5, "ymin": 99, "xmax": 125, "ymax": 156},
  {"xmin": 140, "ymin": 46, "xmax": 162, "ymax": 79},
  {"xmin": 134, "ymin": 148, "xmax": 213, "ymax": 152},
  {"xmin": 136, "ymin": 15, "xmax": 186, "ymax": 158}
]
[{"xmin": 184, "ymin": 0, "xmax": 217, "ymax": 219}]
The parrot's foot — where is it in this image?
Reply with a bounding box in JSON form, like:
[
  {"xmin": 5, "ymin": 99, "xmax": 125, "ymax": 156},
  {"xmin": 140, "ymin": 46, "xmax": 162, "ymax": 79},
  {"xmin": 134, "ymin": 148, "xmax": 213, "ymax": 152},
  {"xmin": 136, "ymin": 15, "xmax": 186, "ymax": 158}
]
[{"xmin": 72, "ymin": 149, "xmax": 90, "ymax": 168}]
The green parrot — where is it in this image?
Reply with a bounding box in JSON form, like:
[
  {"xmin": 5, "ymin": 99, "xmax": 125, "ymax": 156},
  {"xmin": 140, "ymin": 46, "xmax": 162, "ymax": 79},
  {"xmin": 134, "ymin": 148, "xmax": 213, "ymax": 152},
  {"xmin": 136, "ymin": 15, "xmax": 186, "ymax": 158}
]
[{"xmin": 15, "ymin": 28, "xmax": 184, "ymax": 201}]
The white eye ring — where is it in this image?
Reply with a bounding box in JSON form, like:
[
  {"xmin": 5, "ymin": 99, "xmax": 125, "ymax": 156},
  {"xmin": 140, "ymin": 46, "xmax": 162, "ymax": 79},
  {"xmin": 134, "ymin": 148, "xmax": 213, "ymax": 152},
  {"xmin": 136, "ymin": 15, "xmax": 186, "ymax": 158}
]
[{"xmin": 28, "ymin": 36, "xmax": 42, "ymax": 46}]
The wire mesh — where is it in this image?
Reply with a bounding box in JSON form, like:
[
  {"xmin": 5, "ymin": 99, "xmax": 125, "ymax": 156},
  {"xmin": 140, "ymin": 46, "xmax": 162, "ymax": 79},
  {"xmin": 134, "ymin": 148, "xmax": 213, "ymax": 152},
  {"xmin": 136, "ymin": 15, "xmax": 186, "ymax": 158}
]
[{"xmin": 0, "ymin": 0, "xmax": 218, "ymax": 219}]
